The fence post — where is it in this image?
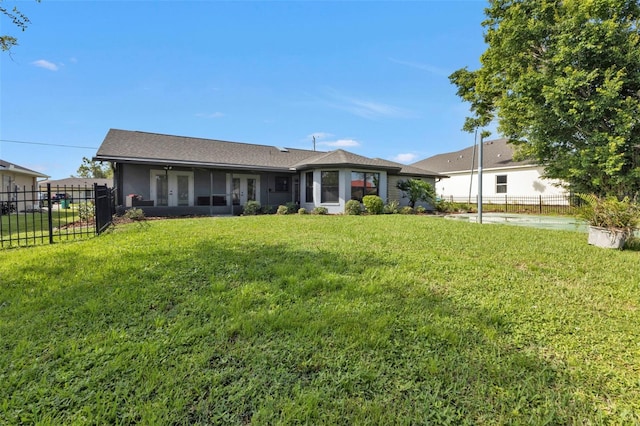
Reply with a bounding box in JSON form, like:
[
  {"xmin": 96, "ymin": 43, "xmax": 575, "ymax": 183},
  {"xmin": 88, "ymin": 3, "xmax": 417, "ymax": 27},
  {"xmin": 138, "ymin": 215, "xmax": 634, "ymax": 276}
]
[
  {"xmin": 47, "ymin": 183, "xmax": 54, "ymax": 244},
  {"xmin": 539, "ymin": 195, "xmax": 543, "ymax": 214},
  {"xmin": 505, "ymin": 195, "xmax": 508, "ymax": 213}
]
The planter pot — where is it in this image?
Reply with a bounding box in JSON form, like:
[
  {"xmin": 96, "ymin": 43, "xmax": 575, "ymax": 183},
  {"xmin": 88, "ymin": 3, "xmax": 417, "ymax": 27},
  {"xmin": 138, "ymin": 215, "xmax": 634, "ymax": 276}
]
[{"xmin": 587, "ymin": 226, "xmax": 628, "ymax": 249}]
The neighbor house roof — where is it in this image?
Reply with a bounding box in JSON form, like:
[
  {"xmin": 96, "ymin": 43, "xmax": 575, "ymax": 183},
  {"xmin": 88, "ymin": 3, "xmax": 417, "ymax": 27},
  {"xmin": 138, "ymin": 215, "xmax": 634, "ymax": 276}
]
[
  {"xmin": 0, "ymin": 159, "xmax": 49, "ymax": 178},
  {"xmin": 95, "ymin": 129, "xmax": 444, "ymax": 177},
  {"xmin": 38, "ymin": 177, "xmax": 112, "ymax": 189},
  {"xmin": 411, "ymin": 138, "xmax": 534, "ymax": 174}
]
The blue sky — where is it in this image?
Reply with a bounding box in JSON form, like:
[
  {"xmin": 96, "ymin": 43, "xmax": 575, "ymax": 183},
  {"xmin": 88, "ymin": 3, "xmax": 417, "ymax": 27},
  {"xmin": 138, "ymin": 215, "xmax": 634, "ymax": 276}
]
[{"xmin": 1, "ymin": 0, "xmax": 493, "ymax": 179}]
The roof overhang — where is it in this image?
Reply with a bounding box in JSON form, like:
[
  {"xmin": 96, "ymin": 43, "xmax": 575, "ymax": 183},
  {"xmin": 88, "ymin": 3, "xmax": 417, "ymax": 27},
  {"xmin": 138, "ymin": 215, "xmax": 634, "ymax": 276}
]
[
  {"xmin": 294, "ymin": 162, "xmax": 402, "ymax": 172},
  {"xmin": 94, "ymin": 155, "xmax": 298, "ymax": 174}
]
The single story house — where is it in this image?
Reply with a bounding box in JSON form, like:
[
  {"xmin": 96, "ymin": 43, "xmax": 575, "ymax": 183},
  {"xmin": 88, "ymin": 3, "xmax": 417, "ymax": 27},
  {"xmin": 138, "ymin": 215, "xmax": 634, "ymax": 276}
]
[
  {"xmin": 1, "ymin": 159, "xmax": 49, "ymax": 210},
  {"xmin": 94, "ymin": 129, "xmax": 444, "ymax": 215},
  {"xmin": 38, "ymin": 177, "xmax": 112, "ymax": 202},
  {"xmin": 411, "ymin": 138, "xmax": 567, "ymax": 201}
]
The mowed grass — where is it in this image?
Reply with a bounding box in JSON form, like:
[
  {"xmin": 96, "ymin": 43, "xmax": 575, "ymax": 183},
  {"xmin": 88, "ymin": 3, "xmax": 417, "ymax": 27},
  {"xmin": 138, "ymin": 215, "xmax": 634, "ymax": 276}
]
[
  {"xmin": 1, "ymin": 215, "xmax": 639, "ymax": 424},
  {"xmin": 1, "ymin": 210, "xmax": 87, "ymax": 247}
]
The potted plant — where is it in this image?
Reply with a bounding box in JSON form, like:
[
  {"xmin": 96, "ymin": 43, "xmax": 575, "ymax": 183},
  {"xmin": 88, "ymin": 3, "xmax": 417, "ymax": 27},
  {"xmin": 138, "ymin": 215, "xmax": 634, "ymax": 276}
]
[{"xmin": 577, "ymin": 194, "xmax": 640, "ymax": 249}]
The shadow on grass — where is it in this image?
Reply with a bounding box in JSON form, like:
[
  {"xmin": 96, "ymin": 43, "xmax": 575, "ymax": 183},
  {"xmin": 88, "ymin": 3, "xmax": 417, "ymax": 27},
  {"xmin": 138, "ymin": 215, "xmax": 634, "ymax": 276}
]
[{"xmin": 1, "ymin": 236, "xmax": 594, "ymax": 424}]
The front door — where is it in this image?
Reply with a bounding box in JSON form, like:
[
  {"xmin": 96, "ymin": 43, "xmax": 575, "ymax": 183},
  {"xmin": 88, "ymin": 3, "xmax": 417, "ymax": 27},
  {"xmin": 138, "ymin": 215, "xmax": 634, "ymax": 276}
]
[{"xmin": 230, "ymin": 174, "xmax": 259, "ymax": 205}]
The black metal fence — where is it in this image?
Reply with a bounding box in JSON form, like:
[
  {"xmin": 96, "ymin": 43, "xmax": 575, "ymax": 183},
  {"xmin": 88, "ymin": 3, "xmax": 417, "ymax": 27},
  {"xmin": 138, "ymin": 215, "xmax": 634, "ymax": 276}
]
[
  {"xmin": 441, "ymin": 194, "xmax": 581, "ymax": 215},
  {"xmin": 0, "ymin": 184, "xmax": 114, "ymax": 248}
]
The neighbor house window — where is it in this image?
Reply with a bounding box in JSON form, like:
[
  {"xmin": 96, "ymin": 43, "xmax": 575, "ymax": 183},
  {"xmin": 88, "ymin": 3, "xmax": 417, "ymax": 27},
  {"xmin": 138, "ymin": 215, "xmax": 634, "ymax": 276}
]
[
  {"xmin": 305, "ymin": 172, "xmax": 313, "ymax": 203},
  {"xmin": 321, "ymin": 171, "xmax": 339, "ymax": 203},
  {"xmin": 496, "ymin": 175, "xmax": 507, "ymax": 193},
  {"xmin": 274, "ymin": 176, "xmax": 289, "ymax": 192},
  {"xmin": 350, "ymin": 172, "xmax": 379, "ymax": 201}
]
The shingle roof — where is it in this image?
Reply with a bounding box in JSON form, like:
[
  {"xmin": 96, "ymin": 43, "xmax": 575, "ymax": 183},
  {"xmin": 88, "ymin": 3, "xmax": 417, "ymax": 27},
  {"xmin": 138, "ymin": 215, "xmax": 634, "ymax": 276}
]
[
  {"xmin": 395, "ymin": 163, "xmax": 443, "ymax": 177},
  {"xmin": 94, "ymin": 129, "xmax": 444, "ymax": 177},
  {"xmin": 411, "ymin": 138, "xmax": 533, "ymax": 173},
  {"xmin": 95, "ymin": 129, "xmax": 323, "ymax": 171},
  {"xmin": 0, "ymin": 159, "xmax": 49, "ymax": 178},
  {"xmin": 292, "ymin": 149, "xmax": 403, "ymax": 171}
]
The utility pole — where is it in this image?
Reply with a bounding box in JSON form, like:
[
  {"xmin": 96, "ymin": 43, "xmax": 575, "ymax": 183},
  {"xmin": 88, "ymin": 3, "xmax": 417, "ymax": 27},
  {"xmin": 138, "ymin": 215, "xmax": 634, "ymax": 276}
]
[{"xmin": 477, "ymin": 133, "xmax": 484, "ymax": 224}]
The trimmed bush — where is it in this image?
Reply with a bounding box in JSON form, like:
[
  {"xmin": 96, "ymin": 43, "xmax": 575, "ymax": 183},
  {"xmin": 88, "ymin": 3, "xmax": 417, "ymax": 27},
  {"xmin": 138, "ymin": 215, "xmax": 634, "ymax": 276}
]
[
  {"xmin": 345, "ymin": 200, "xmax": 362, "ymax": 215},
  {"xmin": 312, "ymin": 206, "xmax": 328, "ymax": 215},
  {"xmin": 363, "ymin": 195, "xmax": 384, "ymax": 215},
  {"xmin": 276, "ymin": 205, "xmax": 289, "ymax": 215},
  {"xmin": 399, "ymin": 206, "xmax": 414, "ymax": 215},
  {"xmin": 124, "ymin": 208, "xmax": 146, "ymax": 221},
  {"xmin": 298, "ymin": 208, "xmax": 308, "ymax": 215},
  {"xmin": 261, "ymin": 205, "xmax": 276, "ymax": 214},
  {"xmin": 435, "ymin": 199, "xmax": 454, "ymax": 213},
  {"xmin": 285, "ymin": 202, "xmax": 297, "ymax": 214},
  {"xmin": 384, "ymin": 200, "xmax": 400, "ymax": 214},
  {"xmin": 243, "ymin": 200, "xmax": 262, "ymax": 215},
  {"xmin": 416, "ymin": 205, "xmax": 427, "ymax": 214}
]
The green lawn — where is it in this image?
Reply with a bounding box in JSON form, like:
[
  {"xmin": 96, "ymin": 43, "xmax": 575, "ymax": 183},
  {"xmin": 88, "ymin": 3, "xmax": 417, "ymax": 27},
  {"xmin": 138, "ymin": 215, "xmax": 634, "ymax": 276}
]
[
  {"xmin": 1, "ymin": 215, "xmax": 639, "ymax": 424},
  {"xmin": 1, "ymin": 209, "xmax": 91, "ymax": 247}
]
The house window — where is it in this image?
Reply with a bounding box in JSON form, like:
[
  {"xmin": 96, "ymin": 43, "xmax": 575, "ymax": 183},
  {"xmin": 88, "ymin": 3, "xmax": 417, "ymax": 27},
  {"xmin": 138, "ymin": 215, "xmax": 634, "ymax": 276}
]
[
  {"xmin": 350, "ymin": 172, "xmax": 379, "ymax": 201},
  {"xmin": 274, "ymin": 176, "xmax": 289, "ymax": 192},
  {"xmin": 321, "ymin": 171, "xmax": 339, "ymax": 203},
  {"xmin": 305, "ymin": 172, "xmax": 313, "ymax": 203},
  {"xmin": 496, "ymin": 175, "xmax": 507, "ymax": 193}
]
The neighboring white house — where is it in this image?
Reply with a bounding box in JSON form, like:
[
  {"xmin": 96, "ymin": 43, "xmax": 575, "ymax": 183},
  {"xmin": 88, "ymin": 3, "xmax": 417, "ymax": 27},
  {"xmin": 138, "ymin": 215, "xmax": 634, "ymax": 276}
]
[
  {"xmin": 1, "ymin": 159, "xmax": 49, "ymax": 206},
  {"xmin": 412, "ymin": 138, "xmax": 568, "ymax": 200}
]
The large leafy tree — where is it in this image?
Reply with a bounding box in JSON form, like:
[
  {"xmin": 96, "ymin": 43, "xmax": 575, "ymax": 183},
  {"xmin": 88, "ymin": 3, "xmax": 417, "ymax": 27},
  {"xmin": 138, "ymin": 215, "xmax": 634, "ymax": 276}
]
[
  {"xmin": 1, "ymin": 0, "xmax": 39, "ymax": 52},
  {"xmin": 450, "ymin": 0, "xmax": 640, "ymax": 198},
  {"xmin": 75, "ymin": 157, "xmax": 113, "ymax": 179}
]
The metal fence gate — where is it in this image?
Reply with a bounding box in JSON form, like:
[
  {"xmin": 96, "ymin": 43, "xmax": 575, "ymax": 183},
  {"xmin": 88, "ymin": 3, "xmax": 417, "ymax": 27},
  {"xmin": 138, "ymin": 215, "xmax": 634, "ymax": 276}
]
[{"xmin": 0, "ymin": 183, "xmax": 114, "ymax": 248}]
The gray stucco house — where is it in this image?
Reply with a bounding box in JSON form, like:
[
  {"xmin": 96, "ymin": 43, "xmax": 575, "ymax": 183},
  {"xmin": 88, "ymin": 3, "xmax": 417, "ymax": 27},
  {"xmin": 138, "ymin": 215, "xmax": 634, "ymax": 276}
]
[{"xmin": 94, "ymin": 129, "xmax": 442, "ymax": 215}]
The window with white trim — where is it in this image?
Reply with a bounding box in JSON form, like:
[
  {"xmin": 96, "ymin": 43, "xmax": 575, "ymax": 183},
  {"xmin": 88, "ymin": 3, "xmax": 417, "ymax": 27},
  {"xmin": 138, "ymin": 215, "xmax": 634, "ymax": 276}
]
[{"xmin": 496, "ymin": 175, "xmax": 507, "ymax": 194}]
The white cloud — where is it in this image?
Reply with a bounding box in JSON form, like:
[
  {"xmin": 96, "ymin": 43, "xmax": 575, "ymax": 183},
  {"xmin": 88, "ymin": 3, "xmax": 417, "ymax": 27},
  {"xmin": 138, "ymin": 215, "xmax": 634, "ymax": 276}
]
[
  {"xmin": 389, "ymin": 58, "xmax": 450, "ymax": 77},
  {"xmin": 324, "ymin": 88, "xmax": 412, "ymax": 120},
  {"xmin": 319, "ymin": 139, "xmax": 361, "ymax": 148},
  {"xmin": 392, "ymin": 153, "xmax": 418, "ymax": 163},
  {"xmin": 32, "ymin": 59, "xmax": 59, "ymax": 71},
  {"xmin": 196, "ymin": 112, "xmax": 225, "ymax": 119}
]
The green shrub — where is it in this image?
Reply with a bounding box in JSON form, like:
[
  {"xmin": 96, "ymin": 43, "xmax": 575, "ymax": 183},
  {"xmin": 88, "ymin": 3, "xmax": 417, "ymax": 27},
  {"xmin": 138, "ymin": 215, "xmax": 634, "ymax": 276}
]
[
  {"xmin": 276, "ymin": 205, "xmax": 289, "ymax": 215},
  {"xmin": 243, "ymin": 201, "xmax": 262, "ymax": 215},
  {"xmin": 396, "ymin": 179, "xmax": 436, "ymax": 208},
  {"xmin": 399, "ymin": 206, "xmax": 414, "ymax": 215},
  {"xmin": 345, "ymin": 200, "xmax": 362, "ymax": 215},
  {"xmin": 261, "ymin": 205, "xmax": 275, "ymax": 214},
  {"xmin": 285, "ymin": 202, "xmax": 297, "ymax": 213},
  {"xmin": 77, "ymin": 201, "xmax": 95, "ymax": 222},
  {"xmin": 577, "ymin": 194, "xmax": 640, "ymax": 231},
  {"xmin": 436, "ymin": 201, "xmax": 475, "ymax": 213},
  {"xmin": 362, "ymin": 195, "xmax": 384, "ymax": 215},
  {"xmin": 298, "ymin": 208, "xmax": 308, "ymax": 215},
  {"xmin": 416, "ymin": 205, "xmax": 427, "ymax": 214},
  {"xmin": 124, "ymin": 208, "xmax": 146, "ymax": 221},
  {"xmin": 312, "ymin": 206, "xmax": 328, "ymax": 215},
  {"xmin": 384, "ymin": 200, "xmax": 400, "ymax": 214},
  {"xmin": 435, "ymin": 199, "xmax": 454, "ymax": 213}
]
